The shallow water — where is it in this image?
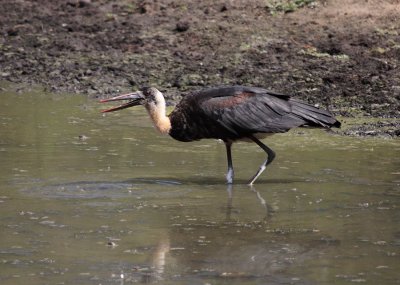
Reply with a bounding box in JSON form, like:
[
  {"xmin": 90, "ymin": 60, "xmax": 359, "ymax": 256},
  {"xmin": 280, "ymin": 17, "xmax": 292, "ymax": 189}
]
[{"xmin": 0, "ymin": 89, "xmax": 399, "ymax": 285}]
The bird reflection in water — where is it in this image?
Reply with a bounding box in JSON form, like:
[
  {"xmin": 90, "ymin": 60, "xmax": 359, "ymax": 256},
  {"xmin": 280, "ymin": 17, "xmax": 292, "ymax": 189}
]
[
  {"xmin": 138, "ymin": 235, "xmax": 170, "ymax": 284},
  {"xmin": 119, "ymin": 183, "xmax": 273, "ymax": 284},
  {"xmin": 225, "ymin": 184, "xmax": 273, "ymax": 222}
]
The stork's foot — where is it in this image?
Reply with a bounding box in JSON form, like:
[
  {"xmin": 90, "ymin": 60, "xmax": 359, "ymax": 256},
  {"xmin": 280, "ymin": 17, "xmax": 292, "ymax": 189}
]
[
  {"xmin": 226, "ymin": 168, "xmax": 234, "ymax": 184},
  {"xmin": 247, "ymin": 165, "xmax": 266, "ymax": 185}
]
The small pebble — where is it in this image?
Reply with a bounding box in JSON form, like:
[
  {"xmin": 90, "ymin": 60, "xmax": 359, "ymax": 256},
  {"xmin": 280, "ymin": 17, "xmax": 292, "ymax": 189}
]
[{"xmin": 107, "ymin": 241, "xmax": 118, "ymax": 247}]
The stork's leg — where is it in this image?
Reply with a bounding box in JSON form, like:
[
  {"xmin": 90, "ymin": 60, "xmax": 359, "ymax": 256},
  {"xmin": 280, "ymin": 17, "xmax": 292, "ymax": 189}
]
[
  {"xmin": 225, "ymin": 141, "xmax": 234, "ymax": 184},
  {"xmin": 226, "ymin": 184, "xmax": 233, "ymax": 220},
  {"xmin": 247, "ymin": 136, "xmax": 276, "ymax": 185}
]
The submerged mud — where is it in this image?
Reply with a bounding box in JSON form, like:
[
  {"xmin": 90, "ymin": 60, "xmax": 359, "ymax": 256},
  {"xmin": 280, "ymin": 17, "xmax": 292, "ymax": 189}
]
[{"xmin": 0, "ymin": 89, "xmax": 399, "ymax": 285}]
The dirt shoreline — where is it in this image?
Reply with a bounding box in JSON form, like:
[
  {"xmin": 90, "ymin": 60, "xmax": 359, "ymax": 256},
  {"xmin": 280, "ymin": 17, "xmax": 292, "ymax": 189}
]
[{"xmin": 1, "ymin": 0, "xmax": 399, "ymax": 136}]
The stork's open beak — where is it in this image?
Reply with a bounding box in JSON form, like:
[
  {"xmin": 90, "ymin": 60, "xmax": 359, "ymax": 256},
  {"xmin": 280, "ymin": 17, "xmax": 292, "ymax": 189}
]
[{"xmin": 100, "ymin": 91, "xmax": 144, "ymax": 113}]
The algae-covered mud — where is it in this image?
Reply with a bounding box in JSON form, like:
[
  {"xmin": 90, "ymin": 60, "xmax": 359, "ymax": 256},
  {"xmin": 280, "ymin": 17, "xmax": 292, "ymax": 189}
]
[
  {"xmin": 1, "ymin": 0, "xmax": 399, "ymax": 124},
  {"xmin": 0, "ymin": 89, "xmax": 399, "ymax": 284}
]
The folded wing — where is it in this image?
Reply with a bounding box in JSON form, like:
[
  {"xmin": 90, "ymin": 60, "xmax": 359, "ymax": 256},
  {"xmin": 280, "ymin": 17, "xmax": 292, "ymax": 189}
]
[{"xmin": 200, "ymin": 86, "xmax": 340, "ymax": 137}]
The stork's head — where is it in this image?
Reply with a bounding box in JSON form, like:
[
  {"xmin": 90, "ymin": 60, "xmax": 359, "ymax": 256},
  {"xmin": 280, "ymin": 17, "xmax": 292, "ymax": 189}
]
[{"xmin": 100, "ymin": 87, "xmax": 165, "ymax": 113}]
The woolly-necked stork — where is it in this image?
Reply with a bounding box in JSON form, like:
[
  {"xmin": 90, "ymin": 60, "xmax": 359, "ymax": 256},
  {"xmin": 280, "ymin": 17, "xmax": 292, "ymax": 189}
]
[{"xmin": 100, "ymin": 86, "xmax": 340, "ymax": 185}]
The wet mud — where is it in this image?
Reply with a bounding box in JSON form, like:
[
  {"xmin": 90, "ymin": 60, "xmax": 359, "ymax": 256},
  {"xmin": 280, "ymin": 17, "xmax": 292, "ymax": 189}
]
[{"xmin": 0, "ymin": 0, "xmax": 399, "ymax": 136}]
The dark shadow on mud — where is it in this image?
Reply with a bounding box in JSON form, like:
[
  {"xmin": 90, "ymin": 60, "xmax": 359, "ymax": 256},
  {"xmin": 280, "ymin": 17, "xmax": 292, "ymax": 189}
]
[
  {"xmin": 21, "ymin": 173, "xmax": 304, "ymax": 202},
  {"xmin": 164, "ymin": 176, "xmax": 307, "ymax": 186},
  {"xmin": 20, "ymin": 176, "xmax": 305, "ymax": 200},
  {"xmin": 20, "ymin": 179, "xmax": 185, "ymax": 199}
]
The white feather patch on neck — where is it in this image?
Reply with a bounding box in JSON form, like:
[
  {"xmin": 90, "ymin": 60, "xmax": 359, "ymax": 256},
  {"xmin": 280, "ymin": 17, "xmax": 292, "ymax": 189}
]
[{"xmin": 146, "ymin": 103, "xmax": 171, "ymax": 134}]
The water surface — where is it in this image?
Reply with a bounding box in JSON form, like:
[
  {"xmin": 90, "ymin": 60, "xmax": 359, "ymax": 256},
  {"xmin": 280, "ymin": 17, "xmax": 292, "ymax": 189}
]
[{"xmin": 0, "ymin": 89, "xmax": 399, "ymax": 284}]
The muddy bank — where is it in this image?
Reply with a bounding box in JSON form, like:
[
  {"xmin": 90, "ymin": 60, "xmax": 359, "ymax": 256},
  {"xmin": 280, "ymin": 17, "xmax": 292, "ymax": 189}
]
[{"xmin": 0, "ymin": 0, "xmax": 399, "ymax": 135}]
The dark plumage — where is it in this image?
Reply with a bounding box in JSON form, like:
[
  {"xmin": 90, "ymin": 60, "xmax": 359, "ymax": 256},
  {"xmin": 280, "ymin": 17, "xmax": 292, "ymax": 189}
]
[
  {"xmin": 169, "ymin": 86, "xmax": 340, "ymax": 142},
  {"xmin": 101, "ymin": 85, "xmax": 340, "ymax": 184}
]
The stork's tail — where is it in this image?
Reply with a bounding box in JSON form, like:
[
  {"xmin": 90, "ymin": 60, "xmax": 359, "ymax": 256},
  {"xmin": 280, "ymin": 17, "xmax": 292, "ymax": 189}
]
[{"xmin": 290, "ymin": 99, "xmax": 341, "ymax": 128}]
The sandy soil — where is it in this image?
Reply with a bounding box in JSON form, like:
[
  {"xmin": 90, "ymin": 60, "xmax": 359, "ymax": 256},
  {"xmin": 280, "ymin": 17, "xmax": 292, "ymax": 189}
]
[{"xmin": 0, "ymin": 0, "xmax": 399, "ymax": 136}]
